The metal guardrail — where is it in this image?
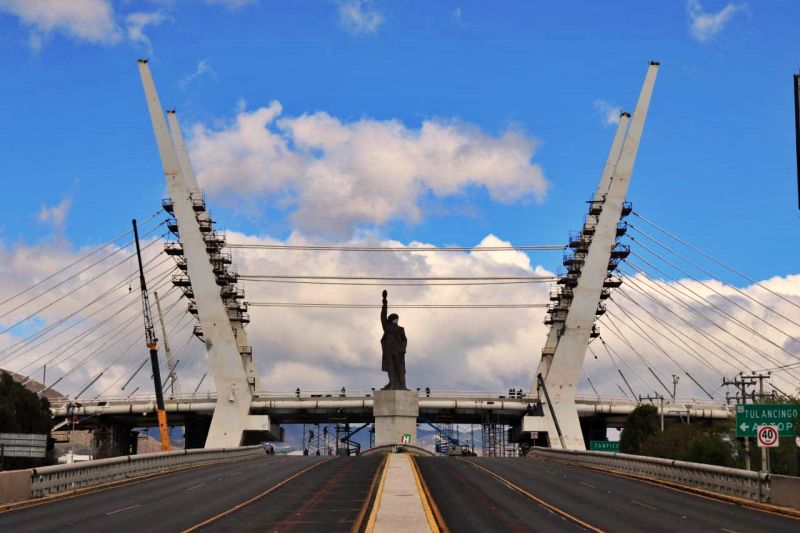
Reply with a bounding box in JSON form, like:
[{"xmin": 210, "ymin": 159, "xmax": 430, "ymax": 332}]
[
  {"xmin": 529, "ymin": 448, "xmax": 769, "ymax": 502},
  {"xmin": 29, "ymin": 446, "xmax": 265, "ymax": 498}
]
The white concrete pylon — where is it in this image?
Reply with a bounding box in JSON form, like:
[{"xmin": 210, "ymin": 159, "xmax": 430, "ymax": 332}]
[
  {"xmin": 137, "ymin": 59, "xmax": 254, "ymax": 447},
  {"xmin": 528, "ymin": 62, "xmax": 659, "ymax": 450},
  {"xmin": 166, "ymin": 109, "xmax": 260, "ymax": 393}
]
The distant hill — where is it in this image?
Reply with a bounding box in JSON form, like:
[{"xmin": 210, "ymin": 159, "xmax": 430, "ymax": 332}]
[{"xmin": 1, "ymin": 368, "xmax": 65, "ymax": 402}]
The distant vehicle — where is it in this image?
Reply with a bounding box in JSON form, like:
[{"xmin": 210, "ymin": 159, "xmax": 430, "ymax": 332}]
[
  {"xmin": 261, "ymin": 442, "xmax": 275, "ymax": 455},
  {"xmin": 58, "ymin": 452, "xmax": 93, "ymax": 464},
  {"xmin": 446, "ymin": 445, "xmax": 476, "ymax": 457}
]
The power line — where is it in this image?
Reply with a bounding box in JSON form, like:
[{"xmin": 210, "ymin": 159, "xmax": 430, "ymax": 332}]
[
  {"xmin": 247, "ymin": 302, "xmax": 548, "ymax": 309},
  {"xmin": 239, "ymin": 275, "xmax": 556, "ymax": 282},
  {"xmin": 238, "ymin": 278, "xmax": 554, "ymax": 287},
  {"xmin": 227, "ymin": 243, "xmax": 565, "ymax": 252}
]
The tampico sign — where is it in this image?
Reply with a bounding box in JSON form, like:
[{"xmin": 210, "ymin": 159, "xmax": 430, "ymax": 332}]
[
  {"xmin": 756, "ymin": 425, "xmax": 780, "ymax": 448},
  {"xmin": 735, "ymin": 404, "xmax": 799, "ymax": 438},
  {"xmin": 590, "ymin": 440, "xmax": 620, "ymax": 452}
]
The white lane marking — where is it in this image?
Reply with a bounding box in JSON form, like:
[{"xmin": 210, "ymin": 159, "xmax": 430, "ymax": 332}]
[
  {"xmin": 185, "ymin": 482, "xmax": 206, "ymax": 492},
  {"xmin": 105, "ymin": 504, "xmax": 140, "ymax": 516},
  {"xmin": 630, "ymin": 499, "xmax": 659, "ymax": 511}
]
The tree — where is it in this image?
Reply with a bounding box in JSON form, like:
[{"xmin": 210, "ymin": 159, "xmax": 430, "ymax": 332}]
[
  {"xmin": 620, "ymin": 405, "xmax": 659, "ymax": 454},
  {"xmin": 0, "ymin": 371, "xmax": 54, "ymax": 469}
]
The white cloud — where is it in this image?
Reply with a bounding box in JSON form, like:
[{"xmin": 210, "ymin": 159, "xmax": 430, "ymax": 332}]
[
  {"xmin": 0, "ymin": 0, "xmax": 122, "ymax": 49},
  {"xmin": 593, "ymin": 100, "xmax": 621, "ymax": 127},
  {"xmin": 37, "ymin": 197, "xmax": 72, "ymax": 231},
  {"xmin": 338, "ymin": 0, "xmax": 384, "ymax": 34},
  {"xmin": 686, "ymin": 0, "xmax": 747, "ymax": 42},
  {"xmin": 125, "ymin": 11, "xmax": 168, "ymax": 54},
  {"xmin": 2, "ymin": 227, "xmax": 799, "ymax": 402},
  {"xmin": 189, "ymin": 102, "xmax": 548, "ymax": 237},
  {"xmin": 178, "ymin": 58, "xmax": 218, "ymax": 90}
]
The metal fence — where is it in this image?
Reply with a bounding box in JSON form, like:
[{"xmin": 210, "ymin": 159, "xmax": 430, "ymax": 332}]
[
  {"xmin": 29, "ymin": 446, "xmax": 265, "ymax": 498},
  {"xmin": 529, "ymin": 447, "xmax": 769, "ymax": 502}
]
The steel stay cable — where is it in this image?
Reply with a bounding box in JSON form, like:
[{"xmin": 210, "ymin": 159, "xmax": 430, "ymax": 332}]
[
  {"xmin": 597, "ymin": 334, "xmax": 661, "ymax": 395},
  {"xmin": 632, "ymin": 211, "xmax": 800, "ymax": 312},
  {"xmin": 0, "ymin": 210, "xmax": 162, "ymax": 310},
  {"xmin": 43, "ymin": 274, "xmax": 179, "ymax": 395},
  {"xmin": 627, "ymin": 233, "xmax": 800, "ymax": 351},
  {"xmin": 0, "ymin": 254, "xmax": 173, "ymax": 365},
  {"xmin": 617, "ymin": 271, "xmax": 777, "ymax": 376},
  {"xmin": 0, "ymin": 219, "xmax": 166, "ymax": 321},
  {"xmin": 0, "ymin": 233, "xmax": 167, "ymax": 337},
  {"xmin": 601, "ymin": 314, "xmax": 675, "ymax": 398},
  {"xmin": 621, "ymin": 266, "xmax": 800, "ymax": 390},
  {"xmin": 626, "ymin": 253, "xmax": 800, "ymax": 368},
  {"xmin": 585, "ymin": 342, "xmax": 628, "ymax": 397},
  {"xmin": 611, "ymin": 288, "xmax": 729, "ymax": 377},
  {"xmin": 11, "ymin": 258, "xmax": 175, "ymax": 370},
  {"xmin": 89, "ymin": 295, "xmax": 188, "ymax": 398},
  {"xmin": 627, "ymin": 223, "xmax": 800, "ymax": 330},
  {"xmin": 588, "ymin": 344, "xmax": 636, "ymax": 398},
  {"xmin": 605, "ymin": 309, "xmax": 715, "ymax": 399}
]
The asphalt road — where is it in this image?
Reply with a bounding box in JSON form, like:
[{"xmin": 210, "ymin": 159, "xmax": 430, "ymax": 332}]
[
  {"xmin": 417, "ymin": 456, "xmax": 800, "ymax": 533},
  {"xmin": 415, "ymin": 456, "xmax": 586, "ymax": 532},
  {"xmin": 0, "ymin": 456, "xmax": 331, "ymax": 533},
  {"xmin": 202, "ymin": 454, "xmax": 384, "ymax": 532}
]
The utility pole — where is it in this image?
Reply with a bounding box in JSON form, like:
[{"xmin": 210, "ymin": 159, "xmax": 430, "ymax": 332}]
[
  {"xmin": 723, "ymin": 373, "xmax": 759, "ymax": 471},
  {"xmin": 671, "ymin": 374, "xmax": 679, "ymax": 404},
  {"xmin": 132, "ymin": 219, "xmax": 172, "ymax": 452},
  {"xmin": 748, "ymin": 371, "xmax": 773, "ymax": 473},
  {"xmin": 154, "ymin": 291, "xmax": 179, "ymax": 397},
  {"xmin": 640, "ymin": 394, "xmax": 664, "ymax": 432}
]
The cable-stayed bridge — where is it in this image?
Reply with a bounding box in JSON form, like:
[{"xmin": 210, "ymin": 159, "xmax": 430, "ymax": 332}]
[{"xmin": 2, "ymin": 60, "xmax": 798, "ymax": 460}]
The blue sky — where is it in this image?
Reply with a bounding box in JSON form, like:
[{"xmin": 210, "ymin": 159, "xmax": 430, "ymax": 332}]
[
  {"xmin": 2, "ymin": 1, "xmax": 800, "ymax": 399},
  {"xmin": 2, "ymin": 0, "xmax": 798, "ymax": 281}
]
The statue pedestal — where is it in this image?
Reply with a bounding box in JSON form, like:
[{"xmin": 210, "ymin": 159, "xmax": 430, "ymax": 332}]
[{"xmin": 373, "ymin": 390, "xmax": 419, "ymax": 446}]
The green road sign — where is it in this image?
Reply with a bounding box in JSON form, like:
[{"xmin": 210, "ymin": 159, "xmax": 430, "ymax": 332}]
[
  {"xmin": 590, "ymin": 440, "xmax": 620, "ymax": 452},
  {"xmin": 735, "ymin": 404, "xmax": 800, "ymax": 437}
]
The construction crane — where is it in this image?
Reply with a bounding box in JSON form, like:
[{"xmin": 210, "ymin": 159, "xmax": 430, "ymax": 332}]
[{"xmin": 132, "ymin": 219, "xmax": 172, "ymax": 452}]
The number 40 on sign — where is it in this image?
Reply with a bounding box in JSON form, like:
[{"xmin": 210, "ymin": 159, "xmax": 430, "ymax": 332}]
[{"xmin": 757, "ymin": 425, "xmax": 780, "ymax": 448}]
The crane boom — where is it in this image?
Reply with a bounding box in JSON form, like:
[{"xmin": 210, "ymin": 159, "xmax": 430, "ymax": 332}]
[{"xmin": 132, "ymin": 219, "xmax": 172, "ymax": 452}]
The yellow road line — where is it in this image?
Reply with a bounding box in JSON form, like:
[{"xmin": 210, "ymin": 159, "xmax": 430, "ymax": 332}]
[
  {"xmin": 182, "ymin": 458, "xmax": 334, "ymax": 532},
  {"xmin": 351, "ymin": 455, "xmax": 387, "ymax": 533},
  {"xmin": 464, "ymin": 460, "xmax": 605, "ymax": 533},
  {"xmin": 105, "ymin": 504, "xmax": 141, "ymax": 516},
  {"xmin": 364, "ymin": 455, "xmax": 390, "ymax": 533},
  {"xmin": 409, "ymin": 455, "xmax": 447, "ymax": 533}
]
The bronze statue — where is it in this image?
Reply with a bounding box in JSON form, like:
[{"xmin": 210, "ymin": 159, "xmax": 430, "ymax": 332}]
[{"xmin": 380, "ymin": 290, "xmax": 407, "ymax": 390}]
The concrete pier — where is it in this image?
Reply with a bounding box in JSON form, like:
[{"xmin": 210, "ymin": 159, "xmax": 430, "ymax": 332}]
[{"xmin": 373, "ymin": 390, "xmax": 419, "ymax": 446}]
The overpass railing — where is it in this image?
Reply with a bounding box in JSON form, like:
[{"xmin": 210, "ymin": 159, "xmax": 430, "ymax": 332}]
[
  {"xmin": 529, "ymin": 447, "xmax": 769, "ymax": 502},
  {"xmin": 15, "ymin": 446, "xmax": 264, "ymax": 501}
]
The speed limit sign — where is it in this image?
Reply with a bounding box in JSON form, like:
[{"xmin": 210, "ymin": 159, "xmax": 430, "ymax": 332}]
[{"xmin": 757, "ymin": 425, "xmax": 780, "ymax": 448}]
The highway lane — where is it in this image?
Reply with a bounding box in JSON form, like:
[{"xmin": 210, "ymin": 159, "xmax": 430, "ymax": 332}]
[
  {"xmin": 459, "ymin": 457, "xmax": 800, "ymax": 533},
  {"xmin": 199, "ymin": 454, "xmax": 384, "ymax": 532},
  {"xmin": 415, "ymin": 456, "xmax": 590, "ymax": 532},
  {"xmin": 0, "ymin": 455, "xmax": 330, "ymax": 533}
]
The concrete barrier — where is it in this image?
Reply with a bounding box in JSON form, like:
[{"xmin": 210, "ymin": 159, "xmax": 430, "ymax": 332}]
[
  {"xmin": 0, "ymin": 470, "xmax": 32, "ymax": 504},
  {"xmin": 529, "ymin": 448, "xmax": 769, "ymax": 502},
  {"xmin": 0, "ymin": 446, "xmax": 266, "ymax": 503},
  {"xmin": 770, "ymin": 475, "xmax": 800, "ymax": 510}
]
